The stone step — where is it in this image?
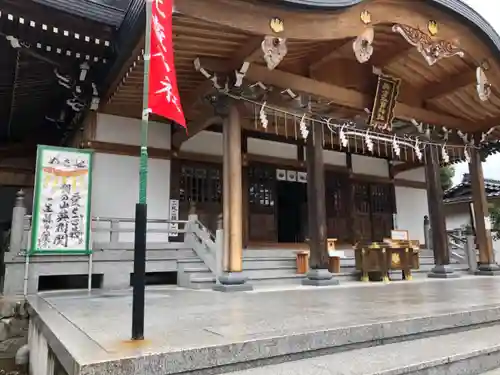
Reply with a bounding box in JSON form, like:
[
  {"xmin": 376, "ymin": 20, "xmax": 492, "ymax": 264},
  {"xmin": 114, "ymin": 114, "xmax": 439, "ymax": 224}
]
[
  {"xmin": 75, "ymin": 303, "xmax": 500, "ymax": 375},
  {"xmin": 224, "ymin": 324, "xmax": 500, "ymax": 375}
]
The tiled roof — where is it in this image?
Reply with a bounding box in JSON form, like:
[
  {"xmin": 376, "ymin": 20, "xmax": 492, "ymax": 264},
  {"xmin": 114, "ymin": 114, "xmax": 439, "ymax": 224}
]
[{"xmin": 443, "ymin": 173, "xmax": 500, "ymax": 204}]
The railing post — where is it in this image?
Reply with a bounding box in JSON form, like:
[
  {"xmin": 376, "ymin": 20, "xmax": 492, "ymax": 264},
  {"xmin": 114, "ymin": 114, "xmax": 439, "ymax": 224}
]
[
  {"xmin": 423, "ymin": 215, "xmax": 430, "ymax": 249},
  {"xmin": 110, "ymin": 219, "xmax": 120, "ymax": 248},
  {"xmin": 10, "ymin": 190, "xmax": 27, "ymax": 254},
  {"xmin": 465, "ymin": 234, "xmax": 478, "ymax": 273},
  {"xmin": 188, "ymin": 202, "xmax": 198, "ymax": 223},
  {"xmin": 215, "ymin": 214, "xmax": 223, "ymax": 285}
]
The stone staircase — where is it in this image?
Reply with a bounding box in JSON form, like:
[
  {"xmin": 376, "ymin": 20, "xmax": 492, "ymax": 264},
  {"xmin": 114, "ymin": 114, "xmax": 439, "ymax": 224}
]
[{"xmin": 177, "ymin": 247, "xmax": 470, "ymax": 289}]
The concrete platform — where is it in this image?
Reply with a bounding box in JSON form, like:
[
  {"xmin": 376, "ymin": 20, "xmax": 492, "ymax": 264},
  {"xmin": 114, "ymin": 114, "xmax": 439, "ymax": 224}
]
[{"xmin": 27, "ymin": 277, "xmax": 500, "ymax": 375}]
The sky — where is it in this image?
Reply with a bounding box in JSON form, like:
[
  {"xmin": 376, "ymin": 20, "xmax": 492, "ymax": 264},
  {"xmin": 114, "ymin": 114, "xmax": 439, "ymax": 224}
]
[{"xmin": 448, "ymin": 0, "xmax": 500, "ymax": 185}]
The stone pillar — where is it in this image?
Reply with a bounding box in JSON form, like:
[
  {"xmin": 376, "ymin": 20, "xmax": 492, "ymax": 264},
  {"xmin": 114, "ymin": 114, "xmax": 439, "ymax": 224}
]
[
  {"xmin": 213, "ymin": 105, "xmax": 252, "ymax": 291},
  {"xmin": 424, "ymin": 146, "xmax": 459, "ymax": 278},
  {"xmin": 9, "ymin": 190, "xmax": 27, "ymax": 255},
  {"xmin": 302, "ymin": 121, "xmax": 339, "ymax": 286},
  {"xmin": 469, "ymin": 146, "xmax": 500, "ymax": 275}
]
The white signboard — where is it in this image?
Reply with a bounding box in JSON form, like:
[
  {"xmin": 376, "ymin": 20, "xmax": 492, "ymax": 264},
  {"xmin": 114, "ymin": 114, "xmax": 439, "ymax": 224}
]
[
  {"xmin": 169, "ymin": 199, "xmax": 179, "ymax": 237},
  {"xmin": 30, "ymin": 146, "xmax": 93, "ymax": 254}
]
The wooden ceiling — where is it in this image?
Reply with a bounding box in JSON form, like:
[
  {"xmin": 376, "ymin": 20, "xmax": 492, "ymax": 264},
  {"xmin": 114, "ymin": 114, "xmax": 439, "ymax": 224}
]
[
  {"xmin": 102, "ymin": 0, "xmax": 500, "ymax": 149},
  {"xmin": 0, "ymin": 0, "xmax": 116, "ymax": 149}
]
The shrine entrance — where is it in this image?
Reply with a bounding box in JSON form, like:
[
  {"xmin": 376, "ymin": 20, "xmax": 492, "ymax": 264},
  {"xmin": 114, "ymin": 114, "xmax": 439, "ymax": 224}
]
[{"xmin": 276, "ymin": 180, "xmax": 307, "ymax": 243}]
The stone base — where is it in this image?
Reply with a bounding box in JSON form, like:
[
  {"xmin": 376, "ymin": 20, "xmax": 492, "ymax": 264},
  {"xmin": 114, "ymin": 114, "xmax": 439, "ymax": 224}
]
[
  {"xmin": 301, "ymin": 269, "xmax": 339, "ymax": 287},
  {"xmin": 428, "ymin": 264, "xmax": 460, "ymax": 279},
  {"xmin": 475, "ymin": 263, "xmax": 500, "ymax": 276},
  {"xmin": 212, "ymin": 272, "xmax": 253, "ymax": 292},
  {"xmin": 212, "ymin": 283, "xmax": 253, "ymax": 292}
]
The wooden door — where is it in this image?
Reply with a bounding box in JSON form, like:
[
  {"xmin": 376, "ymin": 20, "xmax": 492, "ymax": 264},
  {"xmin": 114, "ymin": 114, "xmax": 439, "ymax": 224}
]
[
  {"xmin": 325, "ymin": 172, "xmax": 349, "ymax": 243},
  {"xmin": 354, "ymin": 182, "xmax": 372, "ymax": 243},
  {"xmin": 178, "ymin": 161, "xmax": 222, "ymax": 233},
  {"xmin": 247, "ymin": 164, "xmax": 277, "ymax": 242},
  {"xmin": 370, "ymin": 183, "xmax": 394, "ymax": 241}
]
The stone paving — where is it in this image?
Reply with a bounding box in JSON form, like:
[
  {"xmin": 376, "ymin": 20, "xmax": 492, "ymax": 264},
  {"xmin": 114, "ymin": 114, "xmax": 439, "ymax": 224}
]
[{"xmin": 29, "ymin": 276, "xmax": 500, "ymax": 361}]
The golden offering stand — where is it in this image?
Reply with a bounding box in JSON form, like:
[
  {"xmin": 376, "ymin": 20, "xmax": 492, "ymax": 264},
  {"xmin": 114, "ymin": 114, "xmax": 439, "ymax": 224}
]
[{"xmin": 354, "ymin": 238, "xmax": 420, "ymax": 282}]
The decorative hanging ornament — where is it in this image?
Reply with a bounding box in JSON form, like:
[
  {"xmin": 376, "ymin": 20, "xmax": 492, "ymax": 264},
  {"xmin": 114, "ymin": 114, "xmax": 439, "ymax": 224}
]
[
  {"xmin": 339, "ymin": 125, "xmax": 348, "ymax": 148},
  {"xmin": 261, "ymin": 36, "xmax": 288, "ymax": 70},
  {"xmin": 392, "ymin": 135, "xmax": 401, "ymax": 157},
  {"xmin": 353, "ymin": 11, "xmax": 374, "ymax": 64},
  {"xmin": 476, "ymin": 66, "xmax": 491, "ymax": 101},
  {"xmin": 464, "ymin": 147, "xmax": 471, "ymax": 163},
  {"xmin": 441, "ymin": 144, "xmax": 450, "ymax": 164},
  {"xmin": 414, "ymin": 139, "xmax": 422, "ymax": 161},
  {"xmin": 269, "ymin": 17, "xmax": 284, "ymax": 33},
  {"xmin": 299, "ymin": 114, "xmax": 309, "ymax": 139},
  {"xmin": 427, "ymin": 20, "xmax": 438, "ymax": 36},
  {"xmin": 259, "ymin": 101, "xmax": 268, "ymax": 129},
  {"xmin": 364, "ymin": 130, "xmax": 374, "ymax": 153}
]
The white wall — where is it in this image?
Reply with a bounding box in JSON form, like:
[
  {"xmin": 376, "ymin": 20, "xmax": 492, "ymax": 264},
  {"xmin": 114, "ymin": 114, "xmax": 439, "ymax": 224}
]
[
  {"xmin": 183, "ymin": 131, "xmax": 430, "ymax": 243},
  {"xmin": 394, "ymin": 167, "xmax": 428, "ymax": 243},
  {"xmin": 352, "ymin": 154, "xmax": 389, "ymax": 176},
  {"xmin": 92, "ymin": 113, "xmax": 171, "ymax": 242}
]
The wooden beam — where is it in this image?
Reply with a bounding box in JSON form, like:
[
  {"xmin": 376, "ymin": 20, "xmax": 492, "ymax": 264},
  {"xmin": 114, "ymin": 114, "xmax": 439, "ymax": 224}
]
[
  {"xmin": 201, "ymin": 59, "xmax": 471, "ymax": 129},
  {"xmin": 421, "ymin": 69, "xmax": 476, "ymax": 100},
  {"xmin": 391, "ymin": 161, "xmax": 423, "ymax": 176},
  {"xmin": 182, "ymin": 36, "xmax": 264, "ymax": 116},
  {"xmin": 309, "ymin": 39, "xmax": 352, "ymax": 73},
  {"xmin": 172, "ymin": 112, "xmax": 222, "ymax": 149}
]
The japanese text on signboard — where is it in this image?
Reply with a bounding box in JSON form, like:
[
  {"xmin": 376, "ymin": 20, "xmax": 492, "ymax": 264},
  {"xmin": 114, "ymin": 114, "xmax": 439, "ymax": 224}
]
[
  {"xmin": 31, "ymin": 146, "xmax": 92, "ymax": 254},
  {"xmin": 369, "ymin": 74, "xmax": 401, "ymax": 131}
]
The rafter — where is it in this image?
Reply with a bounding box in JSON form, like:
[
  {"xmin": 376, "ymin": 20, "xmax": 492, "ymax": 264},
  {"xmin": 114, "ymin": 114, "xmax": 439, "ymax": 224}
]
[
  {"xmin": 172, "ymin": 36, "xmax": 264, "ymax": 144},
  {"xmin": 309, "ymin": 39, "xmax": 352, "ymax": 73},
  {"xmin": 391, "ymin": 161, "xmax": 424, "ymax": 176},
  {"xmin": 172, "ymin": 111, "xmax": 222, "ymax": 149},
  {"xmin": 421, "ymin": 69, "xmax": 476, "ymax": 100}
]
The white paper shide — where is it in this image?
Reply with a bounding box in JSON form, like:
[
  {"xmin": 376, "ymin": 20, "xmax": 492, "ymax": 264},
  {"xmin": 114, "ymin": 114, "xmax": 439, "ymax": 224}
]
[{"xmin": 35, "ymin": 149, "xmax": 91, "ymax": 252}]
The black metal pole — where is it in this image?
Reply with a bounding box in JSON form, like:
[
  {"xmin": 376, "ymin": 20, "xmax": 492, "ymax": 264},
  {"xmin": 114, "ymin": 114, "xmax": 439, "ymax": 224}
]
[{"xmin": 131, "ymin": 202, "xmax": 147, "ymax": 340}]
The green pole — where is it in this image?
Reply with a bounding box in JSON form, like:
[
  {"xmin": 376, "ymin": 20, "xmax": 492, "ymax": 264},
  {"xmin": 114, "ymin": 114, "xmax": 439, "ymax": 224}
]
[{"xmin": 131, "ymin": 0, "xmax": 152, "ymax": 341}]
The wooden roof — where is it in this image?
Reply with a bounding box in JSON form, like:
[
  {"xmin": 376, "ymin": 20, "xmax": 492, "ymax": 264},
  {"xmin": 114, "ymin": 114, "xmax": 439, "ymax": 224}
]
[
  {"xmin": 102, "ymin": 0, "xmax": 500, "ymax": 159},
  {"xmin": 0, "ymin": 0, "xmax": 143, "ymax": 154}
]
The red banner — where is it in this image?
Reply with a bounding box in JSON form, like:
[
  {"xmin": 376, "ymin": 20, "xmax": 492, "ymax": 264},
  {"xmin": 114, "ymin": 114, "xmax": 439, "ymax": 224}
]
[{"xmin": 148, "ymin": 0, "xmax": 186, "ymax": 128}]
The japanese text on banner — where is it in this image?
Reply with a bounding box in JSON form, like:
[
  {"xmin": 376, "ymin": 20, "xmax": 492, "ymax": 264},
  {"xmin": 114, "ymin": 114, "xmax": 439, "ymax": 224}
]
[
  {"xmin": 148, "ymin": 0, "xmax": 186, "ymax": 128},
  {"xmin": 31, "ymin": 147, "xmax": 92, "ymax": 254}
]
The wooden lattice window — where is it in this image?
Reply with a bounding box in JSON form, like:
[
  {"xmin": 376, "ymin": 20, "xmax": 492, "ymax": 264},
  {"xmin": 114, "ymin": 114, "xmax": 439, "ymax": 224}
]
[
  {"xmin": 325, "ymin": 173, "xmax": 347, "ymax": 216},
  {"xmin": 354, "ymin": 183, "xmax": 370, "ymax": 214},
  {"xmin": 248, "ymin": 166, "xmax": 275, "ymax": 208},
  {"xmin": 179, "ymin": 165, "xmax": 221, "ymax": 203},
  {"xmin": 370, "ymin": 184, "xmax": 393, "ymax": 213}
]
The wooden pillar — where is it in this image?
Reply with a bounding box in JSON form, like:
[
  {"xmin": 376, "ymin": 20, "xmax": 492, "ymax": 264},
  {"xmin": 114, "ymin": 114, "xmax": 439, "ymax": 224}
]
[
  {"xmin": 228, "ymin": 105, "xmax": 243, "ymax": 272},
  {"xmin": 469, "ymin": 146, "xmax": 500, "ymax": 274},
  {"xmin": 214, "ymin": 104, "xmax": 252, "ymax": 291},
  {"xmin": 346, "ymin": 153, "xmax": 357, "ymax": 245},
  {"xmin": 222, "ymin": 117, "xmax": 230, "ymax": 271},
  {"xmin": 424, "ymin": 146, "xmax": 458, "ymax": 278},
  {"xmin": 241, "ymin": 132, "xmax": 249, "ymax": 248},
  {"xmin": 302, "ymin": 121, "xmax": 338, "ymax": 286}
]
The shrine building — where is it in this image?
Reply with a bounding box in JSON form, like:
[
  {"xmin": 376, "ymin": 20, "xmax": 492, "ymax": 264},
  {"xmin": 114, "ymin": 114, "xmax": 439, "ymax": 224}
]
[{"xmin": 3, "ymin": 0, "xmax": 500, "ymax": 292}]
